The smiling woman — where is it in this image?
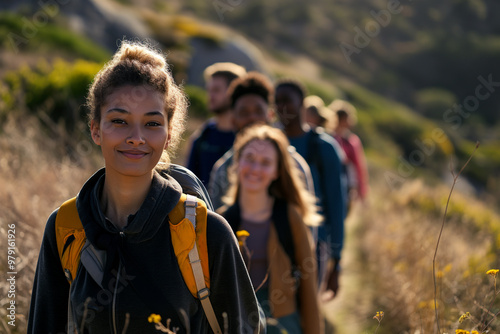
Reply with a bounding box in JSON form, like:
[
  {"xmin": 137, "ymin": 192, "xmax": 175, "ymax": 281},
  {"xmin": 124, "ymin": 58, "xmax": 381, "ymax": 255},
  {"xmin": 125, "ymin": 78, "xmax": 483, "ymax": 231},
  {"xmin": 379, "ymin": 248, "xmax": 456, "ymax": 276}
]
[
  {"xmin": 93, "ymin": 86, "xmax": 168, "ymax": 180},
  {"xmin": 27, "ymin": 40, "xmax": 264, "ymax": 334},
  {"xmin": 90, "ymin": 84, "xmax": 170, "ymax": 227},
  {"xmin": 220, "ymin": 124, "xmax": 323, "ymax": 334}
]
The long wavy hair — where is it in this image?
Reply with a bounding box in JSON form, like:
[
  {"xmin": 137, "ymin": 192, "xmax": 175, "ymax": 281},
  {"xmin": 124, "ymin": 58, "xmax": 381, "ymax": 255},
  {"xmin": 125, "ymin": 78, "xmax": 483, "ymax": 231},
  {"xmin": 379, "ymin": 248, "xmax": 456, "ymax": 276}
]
[{"xmin": 226, "ymin": 124, "xmax": 322, "ymax": 226}]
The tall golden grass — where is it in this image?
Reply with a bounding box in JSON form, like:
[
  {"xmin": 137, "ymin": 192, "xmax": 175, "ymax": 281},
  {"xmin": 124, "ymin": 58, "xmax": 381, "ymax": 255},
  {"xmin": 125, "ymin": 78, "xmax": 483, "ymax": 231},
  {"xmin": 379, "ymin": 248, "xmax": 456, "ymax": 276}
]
[
  {"xmin": 0, "ymin": 113, "xmax": 100, "ymax": 333},
  {"xmin": 326, "ymin": 167, "xmax": 500, "ymax": 333}
]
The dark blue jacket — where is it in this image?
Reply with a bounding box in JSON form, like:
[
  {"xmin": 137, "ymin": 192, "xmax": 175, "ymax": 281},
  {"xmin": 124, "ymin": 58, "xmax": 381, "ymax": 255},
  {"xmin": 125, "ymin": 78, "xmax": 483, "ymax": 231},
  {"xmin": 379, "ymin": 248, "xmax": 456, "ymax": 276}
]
[{"xmin": 289, "ymin": 130, "xmax": 346, "ymax": 260}]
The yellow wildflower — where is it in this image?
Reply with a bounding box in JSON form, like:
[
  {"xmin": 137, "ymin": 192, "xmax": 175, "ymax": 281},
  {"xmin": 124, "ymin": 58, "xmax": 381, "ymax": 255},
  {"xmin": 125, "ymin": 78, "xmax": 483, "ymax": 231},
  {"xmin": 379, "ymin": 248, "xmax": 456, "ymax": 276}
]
[
  {"xmin": 373, "ymin": 311, "xmax": 384, "ymax": 321},
  {"xmin": 455, "ymin": 330, "xmax": 470, "ymax": 334},
  {"xmin": 458, "ymin": 312, "xmax": 470, "ymax": 324},
  {"xmin": 486, "ymin": 269, "xmax": 499, "ymax": 277},
  {"xmin": 471, "ymin": 331, "xmax": 479, "ymax": 334},
  {"xmin": 236, "ymin": 230, "xmax": 250, "ymax": 238},
  {"xmin": 237, "ymin": 230, "xmax": 250, "ymax": 247},
  {"xmin": 148, "ymin": 313, "xmax": 162, "ymax": 324}
]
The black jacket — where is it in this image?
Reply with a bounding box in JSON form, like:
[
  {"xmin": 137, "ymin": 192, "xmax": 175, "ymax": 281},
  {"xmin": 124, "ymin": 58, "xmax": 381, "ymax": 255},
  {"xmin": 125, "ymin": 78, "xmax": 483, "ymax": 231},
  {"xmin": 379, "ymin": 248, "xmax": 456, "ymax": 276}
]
[{"xmin": 28, "ymin": 168, "xmax": 264, "ymax": 333}]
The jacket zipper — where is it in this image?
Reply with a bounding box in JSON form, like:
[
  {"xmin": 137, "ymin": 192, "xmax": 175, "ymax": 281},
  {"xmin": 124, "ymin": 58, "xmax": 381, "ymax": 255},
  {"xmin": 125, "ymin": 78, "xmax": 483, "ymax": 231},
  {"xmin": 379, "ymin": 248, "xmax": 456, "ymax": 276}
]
[
  {"xmin": 112, "ymin": 232, "xmax": 125, "ymax": 334},
  {"xmin": 112, "ymin": 261, "xmax": 121, "ymax": 334}
]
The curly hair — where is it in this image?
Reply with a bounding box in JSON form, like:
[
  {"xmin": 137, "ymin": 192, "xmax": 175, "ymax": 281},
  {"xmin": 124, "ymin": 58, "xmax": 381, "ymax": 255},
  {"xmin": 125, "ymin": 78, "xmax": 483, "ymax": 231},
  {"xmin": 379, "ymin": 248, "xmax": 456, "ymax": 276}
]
[
  {"xmin": 226, "ymin": 71, "xmax": 274, "ymax": 108},
  {"xmin": 86, "ymin": 40, "xmax": 187, "ymax": 162}
]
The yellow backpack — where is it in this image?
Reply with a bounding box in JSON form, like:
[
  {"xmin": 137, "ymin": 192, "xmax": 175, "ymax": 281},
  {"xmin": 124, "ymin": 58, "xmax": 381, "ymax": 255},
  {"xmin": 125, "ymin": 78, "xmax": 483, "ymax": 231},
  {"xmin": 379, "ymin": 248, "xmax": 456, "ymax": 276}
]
[{"xmin": 55, "ymin": 194, "xmax": 221, "ymax": 333}]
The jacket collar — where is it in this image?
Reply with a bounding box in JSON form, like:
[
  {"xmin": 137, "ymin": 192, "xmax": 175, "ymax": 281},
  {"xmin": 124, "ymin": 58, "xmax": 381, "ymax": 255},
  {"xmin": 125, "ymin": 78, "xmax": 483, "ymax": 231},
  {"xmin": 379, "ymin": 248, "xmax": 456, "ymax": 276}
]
[{"xmin": 76, "ymin": 167, "xmax": 182, "ymax": 248}]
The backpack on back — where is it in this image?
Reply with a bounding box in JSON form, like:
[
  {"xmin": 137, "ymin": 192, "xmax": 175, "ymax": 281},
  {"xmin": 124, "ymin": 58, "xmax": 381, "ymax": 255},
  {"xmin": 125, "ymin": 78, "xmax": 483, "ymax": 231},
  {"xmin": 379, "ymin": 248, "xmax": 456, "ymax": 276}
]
[
  {"xmin": 157, "ymin": 163, "xmax": 214, "ymax": 211},
  {"xmin": 55, "ymin": 194, "xmax": 221, "ymax": 334}
]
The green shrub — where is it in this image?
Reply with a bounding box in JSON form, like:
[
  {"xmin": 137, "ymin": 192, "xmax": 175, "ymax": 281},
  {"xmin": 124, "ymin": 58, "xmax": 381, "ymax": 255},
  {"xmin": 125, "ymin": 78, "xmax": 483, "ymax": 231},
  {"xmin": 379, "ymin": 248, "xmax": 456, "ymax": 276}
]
[
  {"xmin": 414, "ymin": 87, "xmax": 457, "ymax": 119},
  {"xmin": 3, "ymin": 59, "xmax": 102, "ymax": 131},
  {"xmin": 0, "ymin": 12, "xmax": 110, "ymax": 62},
  {"xmin": 184, "ymin": 84, "xmax": 209, "ymax": 119}
]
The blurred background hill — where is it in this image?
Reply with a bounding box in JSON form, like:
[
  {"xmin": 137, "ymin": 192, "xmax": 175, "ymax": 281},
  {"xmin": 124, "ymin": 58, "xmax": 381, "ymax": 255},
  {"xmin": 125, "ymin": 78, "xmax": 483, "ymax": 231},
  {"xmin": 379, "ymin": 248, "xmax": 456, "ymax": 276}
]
[
  {"xmin": 1, "ymin": 0, "xmax": 499, "ymax": 332},
  {"xmin": 1, "ymin": 0, "xmax": 499, "ymax": 194}
]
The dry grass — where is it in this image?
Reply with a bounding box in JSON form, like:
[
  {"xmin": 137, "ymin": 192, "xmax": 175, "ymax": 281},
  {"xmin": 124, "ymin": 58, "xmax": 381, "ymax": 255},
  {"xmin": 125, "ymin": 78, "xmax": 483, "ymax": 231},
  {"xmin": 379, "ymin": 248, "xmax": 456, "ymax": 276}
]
[
  {"xmin": 324, "ymin": 171, "xmax": 500, "ymax": 333},
  {"xmin": 0, "ymin": 114, "xmax": 99, "ymax": 333}
]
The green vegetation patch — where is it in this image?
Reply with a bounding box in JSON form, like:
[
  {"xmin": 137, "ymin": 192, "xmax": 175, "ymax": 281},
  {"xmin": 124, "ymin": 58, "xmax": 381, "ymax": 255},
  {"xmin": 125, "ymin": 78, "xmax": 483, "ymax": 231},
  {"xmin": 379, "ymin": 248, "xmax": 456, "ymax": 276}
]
[
  {"xmin": 184, "ymin": 84, "xmax": 209, "ymax": 119},
  {"xmin": 0, "ymin": 12, "xmax": 110, "ymax": 62},
  {"xmin": 2, "ymin": 58, "xmax": 102, "ymax": 131}
]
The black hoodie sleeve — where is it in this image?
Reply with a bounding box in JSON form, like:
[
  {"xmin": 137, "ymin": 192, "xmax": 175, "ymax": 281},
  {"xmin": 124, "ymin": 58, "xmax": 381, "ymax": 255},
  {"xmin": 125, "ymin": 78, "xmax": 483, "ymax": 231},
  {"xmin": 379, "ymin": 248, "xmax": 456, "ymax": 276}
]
[
  {"xmin": 28, "ymin": 209, "xmax": 71, "ymax": 334},
  {"xmin": 206, "ymin": 211, "xmax": 266, "ymax": 334}
]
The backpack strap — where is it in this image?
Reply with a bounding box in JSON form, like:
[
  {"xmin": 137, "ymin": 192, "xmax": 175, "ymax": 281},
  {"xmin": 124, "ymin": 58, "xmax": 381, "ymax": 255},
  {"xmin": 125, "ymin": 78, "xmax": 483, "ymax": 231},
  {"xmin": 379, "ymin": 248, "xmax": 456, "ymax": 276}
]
[
  {"xmin": 55, "ymin": 197, "xmax": 87, "ymax": 284},
  {"xmin": 55, "ymin": 198, "xmax": 105, "ymax": 288},
  {"xmin": 55, "ymin": 197, "xmax": 86, "ymax": 334},
  {"xmin": 169, "ymin": 194, "xmax": 222, "ymax": 334},
  {"xmin": 271, "ymin": 199, "xmax": 296, "ymax": 269}
]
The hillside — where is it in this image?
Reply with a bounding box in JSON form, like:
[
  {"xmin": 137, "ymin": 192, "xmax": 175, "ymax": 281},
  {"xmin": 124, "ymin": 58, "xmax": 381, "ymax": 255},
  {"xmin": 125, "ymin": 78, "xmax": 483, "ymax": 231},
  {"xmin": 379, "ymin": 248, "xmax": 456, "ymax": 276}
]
[
  {"xmin": 2, "ymin": 0, "xmax": 493, "ymax": 189},
  {"xmin": 177, "ymin": 0, "xmax": 500, "ymax": 125},
  {"xmin": 1, "ymin": 1, "xmax": 500, "ymax": 333},
  {"xmin": 105, "ymin": 0, "xmax": 500, "ymax": 197}
]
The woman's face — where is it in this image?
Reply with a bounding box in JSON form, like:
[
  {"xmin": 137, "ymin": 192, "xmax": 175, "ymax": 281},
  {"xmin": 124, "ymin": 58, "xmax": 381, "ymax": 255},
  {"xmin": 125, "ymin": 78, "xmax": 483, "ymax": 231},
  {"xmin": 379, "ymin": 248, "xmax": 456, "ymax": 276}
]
[
  {"xmin": 91, "ymin": 84, "xmax": 169, "ymax": 178},
  {"xmin": 237, "ymin": 139, "xmax": 278, "ymax": 194}
]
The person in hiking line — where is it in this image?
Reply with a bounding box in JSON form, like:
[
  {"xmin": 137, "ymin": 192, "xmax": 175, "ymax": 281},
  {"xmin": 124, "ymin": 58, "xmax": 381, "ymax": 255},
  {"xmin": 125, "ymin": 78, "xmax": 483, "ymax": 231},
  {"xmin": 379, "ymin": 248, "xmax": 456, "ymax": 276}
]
[
  {"xmin": 186, "ymin": 62, "xmax": 246, "ymax": 187},
  {"xmin": 208, "ymin": 72, "xmax": 315, "ymax": 211},
  {"xmin": 220, "ymin": 124, "xmax": 323, "ymax": 334},
  {"xmin": 274, "ymin": 80, "xmax": 346, "ymax": 301},
  {"xmin": 329, "ymin": 99, "xmax": 369, "ymax": 208},
  {"xmin": 28, "ymin": 40, "xmax": 263, "ymax": 334},
  {"xmin": 303, "ymin": 95, "xmax": 334, "ymax": 132}
]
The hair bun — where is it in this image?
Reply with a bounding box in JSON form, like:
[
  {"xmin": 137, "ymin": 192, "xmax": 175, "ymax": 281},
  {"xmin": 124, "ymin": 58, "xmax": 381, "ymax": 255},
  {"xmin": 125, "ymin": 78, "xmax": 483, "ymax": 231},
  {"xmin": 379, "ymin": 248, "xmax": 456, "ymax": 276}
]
[{"xmin": 115, "ymin": 41, "xmax": 166, "ymax": 69}]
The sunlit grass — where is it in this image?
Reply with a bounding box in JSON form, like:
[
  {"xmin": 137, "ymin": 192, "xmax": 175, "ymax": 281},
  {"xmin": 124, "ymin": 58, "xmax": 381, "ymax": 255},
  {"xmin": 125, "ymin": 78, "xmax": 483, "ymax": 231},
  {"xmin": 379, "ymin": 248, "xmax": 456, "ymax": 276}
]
[
  {"xmin": 324, "ymin": 163, "xmax": 500, "ymax": 333},
  {"xmin": 0, "ymin": 113, "xmax": 99, "ymax": 333}
]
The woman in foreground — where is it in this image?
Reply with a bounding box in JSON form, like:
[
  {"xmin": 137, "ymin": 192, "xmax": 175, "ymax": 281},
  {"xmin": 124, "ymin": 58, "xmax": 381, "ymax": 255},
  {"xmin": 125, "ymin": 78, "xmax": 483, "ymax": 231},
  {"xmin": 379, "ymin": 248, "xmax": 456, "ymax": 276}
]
[{"xmin": 28, "ymin": 40, "xmax": 263, "ymax": 333}]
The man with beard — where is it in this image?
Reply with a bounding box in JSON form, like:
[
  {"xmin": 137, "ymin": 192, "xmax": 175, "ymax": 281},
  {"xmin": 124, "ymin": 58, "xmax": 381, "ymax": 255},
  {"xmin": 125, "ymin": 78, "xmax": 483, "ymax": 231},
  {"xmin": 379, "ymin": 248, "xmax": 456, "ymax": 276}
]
[{"xmin": 186, "ymin": 62, "xmax": 246, "ymax": 186}]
